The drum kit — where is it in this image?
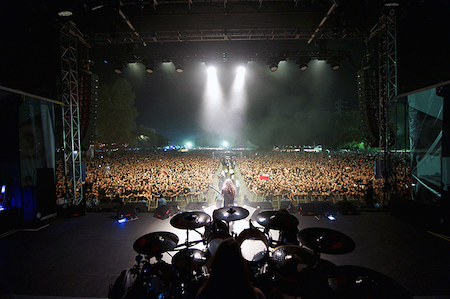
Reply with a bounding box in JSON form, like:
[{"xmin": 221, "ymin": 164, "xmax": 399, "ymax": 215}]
[{"xmin": 108, "ymin": 206, "xmax": 412, "ymax": 299}]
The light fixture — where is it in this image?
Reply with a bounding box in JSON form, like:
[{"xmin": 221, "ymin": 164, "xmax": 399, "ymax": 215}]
[
  {"xmin": 114, "ymin": 62, "xmax": 125, "ymax": 74},
  {"xmin": 57, "ymin": 1, "xmax": 74, "ymax": 17},
  {"xmin": 172, "ymin": 60, "xmax": 185, "ymax": 73},
  {"xmin": 267, "ymin": 60, "xmax": 279, "ymax": 72},
  {"xmin": 143, "ymin": 60, "xmax": 156, "ymax": 73},
  {"xmin": 327, "ymin": 58, "xmax": 340, "ymax": 70},
  {"xmin": 296, "ymin": 57, "xmax": 311, "ymax": 71}
]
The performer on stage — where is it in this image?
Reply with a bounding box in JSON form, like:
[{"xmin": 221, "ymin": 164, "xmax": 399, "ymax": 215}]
[{"xmin": 221, "ymin": 178, "xmax": 236, "ymax": 207}]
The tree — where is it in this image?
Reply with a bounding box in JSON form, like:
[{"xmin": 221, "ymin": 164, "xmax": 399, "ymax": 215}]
[
  {"xmin": 134, "ymin": 125, "xmax": 157, "ymax": 150},
  {"xmin": 156, "ymin": 132, "xmax": 170, "ymax": 147},
  {"xmin": 97, "ymin": 78, "xmax": 137, "ymax": 147}
]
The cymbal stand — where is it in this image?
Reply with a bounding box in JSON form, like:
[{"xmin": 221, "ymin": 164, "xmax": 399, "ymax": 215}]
[{"xmin": 174, "ymin": 228, "xmax": 204, "ymax": 249}]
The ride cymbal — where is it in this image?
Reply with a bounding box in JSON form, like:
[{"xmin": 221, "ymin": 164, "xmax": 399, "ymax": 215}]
[
  {"xmin": 298, "ymin": 227, "xmax": 355, "ymax": 255},
  {"xmin": 133, "ymin": 232, "xmax": 179, "ymax": 256}
]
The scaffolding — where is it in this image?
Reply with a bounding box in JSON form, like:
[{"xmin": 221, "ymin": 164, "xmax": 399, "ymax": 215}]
[
  {"xmin": 377, "ymin": 12, "xmax": 398, "ymax": 206},
  {"xmin": 60, "ymin": 21, "xmax": 83, "ymax": 205}
]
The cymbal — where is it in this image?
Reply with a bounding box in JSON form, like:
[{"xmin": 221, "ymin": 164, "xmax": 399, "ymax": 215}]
[
  {"xmin": 133, "ymin": 232, "xmax": 179, "ymax": 256},
  {"xmin": 269, "ymin": 245, "xmax": 319, "ymax": 297},
  {"xmin": 298, "ymin": 227, "xmax": 355, "ymax": 255},
  {"xmin": 170, "ymin": 211, "xmax": 211, "ymax": 229},
  {"xmin": 255, "ymin": 210, "xmax": 299, "ymax": 230},
  {"xmin": 172, "ymin": 248, "xmax": 207, "ymax": 274},
  {"xmin": 328, "ymin": 265, "xmax": 413, "ymax": 299},
  {"xmin": 214, "ymin": 206, "xmax": 249, "ymax": 222}
]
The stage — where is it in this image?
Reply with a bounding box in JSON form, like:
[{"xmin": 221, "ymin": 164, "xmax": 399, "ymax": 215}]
[{"xmin": 0, "ymin": 205, "xmax": 450, "ymax": 299}]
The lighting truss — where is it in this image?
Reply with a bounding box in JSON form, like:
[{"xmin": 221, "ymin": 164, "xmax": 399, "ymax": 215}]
[
  {"xmin": 376, "ymin": 12, "xmax": 398, "ymax": 206},
  {"xmin": 60, "ymin": 21, "xmax": 84, "ymax": 206}
]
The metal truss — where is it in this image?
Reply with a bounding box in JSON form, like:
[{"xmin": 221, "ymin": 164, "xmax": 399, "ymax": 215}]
[
  {"xmin": 376, "ymin": 12, "xmax": 398, "ymax": 206},
  {"xmin": 60, "ymin": 21, "xmax": 84, "ymax": 206},
  {"xmin": 86, "ymin": 27, "xmax": 367, "ymax": 45}
]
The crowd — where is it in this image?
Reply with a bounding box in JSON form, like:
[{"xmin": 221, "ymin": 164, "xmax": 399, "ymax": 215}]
[
  {"xmin": 237, "ymin": 151, "xmax": 411, "ymax": 204},
  {"xmin": 55, "ymin": 150, "xmax": 411, "ymax": 208},
  {"xmin": 57, "ymin": 152, "xmax": 218, "ymax": 207}
]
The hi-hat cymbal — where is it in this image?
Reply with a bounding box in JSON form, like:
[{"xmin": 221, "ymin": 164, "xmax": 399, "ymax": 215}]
[
  {"xmin": 255, "ymin": 210, "xmax": 299, "ymax": 230},
  {"xmin": 170, "ymin": 211, "xmax": 211, "ymax": 229},
  {"xmin": 133, "ymin": 231, "xmax": 179, "ymax": 256},
  {"xmin": 214, "ymin": 206, "xmax": 249, "ymax": 222},
  {"xmin": 298, "ymin": 227, "xmax": 355, "ymax": 255},
  {"xmin": 328, "ymin": 265, "xmax": 413, "ymax": 298}
]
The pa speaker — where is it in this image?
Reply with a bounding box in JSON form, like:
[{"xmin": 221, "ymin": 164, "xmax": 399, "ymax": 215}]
[
  {"xmin": 117, "ymin": 204, "xmax": 137, "ymax": 220},
  {"xmin": 280, "ymin": 201, "xmax": 294, "ymax": 212},
  {"xmin": 153, "ymin": 202, "xmax": 180, "ymax": 220},
  {"xmin": 249, "ymin": 202, "xmax": 273, "ymax": 210},
  {"xmin": 298, "ymin": 203, "xmax": 318, "ymax": 216},
  {"xmin": 314, "ymin": 202, "xmax": 336, "ymax": 216},
  {"xmin": 337, "ymin": 202, "xmax": 358, "ymax": 215},
  {"xmin": 36, "ymin": 168, "xmax": 57, "ymax": 219}
]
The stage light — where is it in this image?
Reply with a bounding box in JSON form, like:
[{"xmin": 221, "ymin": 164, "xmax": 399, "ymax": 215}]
[
  {"xmin": 327, "ymin": 58, "xmax": 340, "ymax": 70},
  {"xmin": 296, "ymin": 57, "xmax": 311, "ymax": 71},
  {"xmin": 269, "ymin": 62, "xmax": 279, "ymax": 72},
  {"xmin": 172, "ymin": 60, "xmax": 185, "ymax": 73},
  {"xmin": 144, "ymin": 61, "xmax": 156, "ymax": 73},
  {"xmin": 114, "ymin": 63, "xmax": 125, "ymax": 74}
]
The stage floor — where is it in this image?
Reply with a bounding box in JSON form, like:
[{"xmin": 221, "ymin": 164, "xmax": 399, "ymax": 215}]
[{"xmin": 1, "ymin": 206, "xmax": 450, "ymax": 299}]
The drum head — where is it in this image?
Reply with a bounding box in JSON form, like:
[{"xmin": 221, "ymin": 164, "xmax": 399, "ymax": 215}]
[{"xmin": 237, "ymin": 228, "xmax": 269, "ymax": 264}]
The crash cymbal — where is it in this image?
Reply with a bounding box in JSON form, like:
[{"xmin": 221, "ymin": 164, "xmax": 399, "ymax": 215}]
[
  {"xmin": 170, "ymin": 211, "xmax": 211, "ymax": 229},
  {"xmin": 298, "ymin": 227, "xmax": 355, "ymax": 255},
  {"xmin": 214, "ymin": 206, "xmax": 249, "ymax": 222},
  {"xmin": 133, "ymin": 232, "xmax": 179, "ymax": 256},
  {"xmin": 172, "ymin": 248, "xmax": 207, "ymax": 274},
  {"xmin": 328, "ymin": 265, "xmax": 413, "ymax": 299},
  {"xmin": 269, "ymin": 245, "xmax": 319, "ymax": 297},
  {"xmin": 255, "ymin": 210, "xmax": 299, "ymax": 230}
]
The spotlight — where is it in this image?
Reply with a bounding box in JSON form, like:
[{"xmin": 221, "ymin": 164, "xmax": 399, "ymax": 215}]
[
  {"xmin": 114, "ymin": 63, "xmax": 125, "ymax": 74},
  {"xmin": 296, "ymin": 57, "xmax": 311, "ymax": 71},
  {"xmin": 143, "ymin": 60, "xmax": 156, "ymax": 73},
  {"xmin": 269, "ymin": 62, "xmax": 279, "ymax": 72},
  {"xmin": 327, "ymin": 58, "xmax": 340, "ymax": 71},
  {"xmin": 172, "ymin": 60, "xmax": 185, "ymax": 73}
]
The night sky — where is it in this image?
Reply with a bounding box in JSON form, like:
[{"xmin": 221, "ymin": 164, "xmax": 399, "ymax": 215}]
[{"xmin": 93, "ymin": 46, "xmax": 363, "ymax": 146}]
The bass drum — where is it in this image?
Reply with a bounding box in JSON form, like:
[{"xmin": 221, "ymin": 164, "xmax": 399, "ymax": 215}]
[{"xmin": 236, "ymin": 228, "xmax": 269, "ymax": 276}]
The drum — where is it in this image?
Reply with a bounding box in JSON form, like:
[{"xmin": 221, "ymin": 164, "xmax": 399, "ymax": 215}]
[
  {"xmin": 172, "ymin": 248, "xmax": 208, "ymax": 281},
  {"xmin": 236, "ymin": 228, "xmax": 269, "ymax": 275},
  {"xmin": 135, "ymin": 261, "xmax": 180, "ymax": 299},
  {"xmin": 204, "ymin": 219, "xmax": 231, "ymax": 257}
]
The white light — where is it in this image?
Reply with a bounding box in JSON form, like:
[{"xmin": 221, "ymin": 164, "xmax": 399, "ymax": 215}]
[
  {"xmin": 186, "ymin": 142, "xmax": 192, "ymax": 148},
  {"xmin": 223, "ymin": 141, "xmax": 228, "ymax": 147}
]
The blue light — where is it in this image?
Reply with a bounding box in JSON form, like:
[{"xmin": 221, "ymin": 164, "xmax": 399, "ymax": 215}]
[{"xmin": 117, "ymin": 218, "xmax": 127, "ymax": 224}]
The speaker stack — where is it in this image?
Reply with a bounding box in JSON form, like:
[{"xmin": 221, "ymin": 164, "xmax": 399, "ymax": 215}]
[{"xmin": 357, "ymin": 67, "xmax": 378, "ymax": 147}]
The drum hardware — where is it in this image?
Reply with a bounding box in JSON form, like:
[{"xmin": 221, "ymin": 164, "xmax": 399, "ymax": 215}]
[
  {"xmin": 110, "ymin": 215, "xmax": 412, "ymax": 299},
  {"xmin": 170, "ymin": 211, "xmax": 211, "ymax": 249},
  {"xmin": 327, "ymin": 265, "xmax": 413, "ymax": 299},
  {"xmin": 213, "ymin": 206, "xmax": 249, "ymax": 236},
  {"xmin": 255, "ymin": 209, "xmax": 300, "ymax": 246},
  {"xmin": 297, "ymin": 227, "xmax": 356, "ymax": 257}
]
